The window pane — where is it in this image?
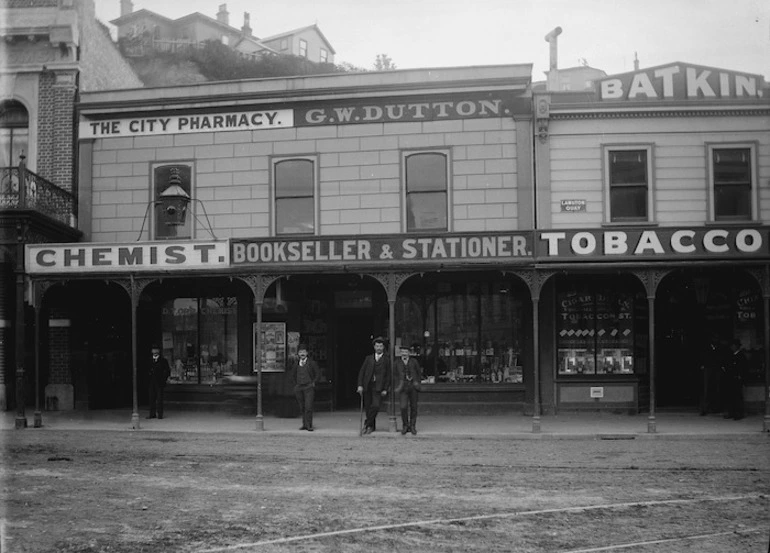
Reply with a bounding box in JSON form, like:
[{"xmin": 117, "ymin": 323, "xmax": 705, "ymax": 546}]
[
  {"xmin": 276, "ymin": 159, "xmax": 313, "ymax": 198},
  {"xmin": 713, "ymin": 149, "xmax": 750, "ymax": 183},
  {"xmin": 276, "ymin": 197, "xmax": 314, "ymax": 234},
  {"xmin": 609, "ymin": 150, "xmax": 647, "ymax": 184},
  {"xmin": 715, "ymin": 184, "xmax": 751, "ymax": 219},
  {"xmin": 407, "ymin": 192, "xmax": 447, "ymax": 230},
  {"xmin": 610, "ymin": 186, "xmax": 647, "ymax": 221},
  {"xmin": 557, "ymin": 286, "xmax": 596, "ymax": 375},
  {"xmin": 406, "ymin": 153, "xmax": 447, "ymax": 191}
]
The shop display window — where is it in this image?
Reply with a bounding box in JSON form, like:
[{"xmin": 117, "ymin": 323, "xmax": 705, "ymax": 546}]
[
  {"xmin": 162, "ymin": 296, "xmax": 238, "ymax": 384},
  {"xmin": 395, "ymin": 277, "xmax": 524, "ymax": 385},
  {"xmin": 557, "ymin": 280, "xmax": 636, "ymax": 376}
]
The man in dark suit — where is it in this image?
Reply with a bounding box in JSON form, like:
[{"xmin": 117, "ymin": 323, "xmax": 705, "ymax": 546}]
[
  {"xmin": 147, "ymin": 345, "xmax": 171, "ymax": 419},
  {"xmin": 394, "ymin": 346, "xmax": 422, "ymax": 435},
  {"xmin": 356, "ymin": 336, "xmax": 391, "ymax": 434},
  {"xmin": 289, "ymin": 345, "xmax": 319, "ymax": 431}
]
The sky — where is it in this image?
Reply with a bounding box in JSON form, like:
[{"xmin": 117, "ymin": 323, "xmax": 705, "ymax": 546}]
[{"xmin": 95, "ymin": 0, "xmax": 770, "ymax": 80}]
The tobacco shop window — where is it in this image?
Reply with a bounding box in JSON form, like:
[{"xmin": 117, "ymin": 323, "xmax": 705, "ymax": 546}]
[
  {"xmin": 0, "ymin": 100, "xmax": 29, "ymax": 169},
  {"xmin": 274, "ymin": 157, "xmax": 316, "ymax": 235},
  {"xmin": 152, "ymin": 163, "xmax": 193, "ymax": 240},
  {"xmin": 161, "ymin": 297, "xmax": 239, "ymax": 385},
  {"xmin": 395, "ymin": 276, "xmax": 526, "ymax": 385},
  {"xmin": 604, "ymin": 145, "xmax": 652, "ymax": 223},
  {"xmin": 404, "ymin": 151, "xmax": 448, "ymax": 232},
  {"xmin": 556, "ymin": 277, "xmax": 644, "ymax": 376},
  {"xmin": 709, "ymin": 145, "xmax": 755, "ymax": 221}
]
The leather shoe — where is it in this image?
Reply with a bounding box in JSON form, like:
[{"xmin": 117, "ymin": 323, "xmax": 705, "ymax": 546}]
[
  {"xmin": 146, "ymin": 415, "xmax": 157, "ymax": 419},
  {"xmin": 400, "ymin": 427, "xmax": 408, "ymax": 435},
  {"xmin": 363, "ymin": 427, "xmax": 373, "ymax": 435},
  {"xmin": 411, "ymin": 426, "xmax": 417, "ymax": 435},
  {"xmin": 306, "ymin": 427, "xmax": 314, "ymax": 432},
  {"xmin": 299, "ymin": 426, "xmax": 307, "ymax": 430}
]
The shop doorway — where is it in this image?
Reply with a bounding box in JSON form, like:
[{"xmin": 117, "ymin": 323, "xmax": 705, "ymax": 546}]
[{"xmin": 333, "ymin": 312, "xmax": 374, "ymax": 409}]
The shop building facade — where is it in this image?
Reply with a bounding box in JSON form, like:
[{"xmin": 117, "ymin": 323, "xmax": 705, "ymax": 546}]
[
  {"xmin": 27, "ymin": 65, "xmax": 540, "ymax": 429},
  {"xmin": 533, "ymin": 62, "xmax": 770, "ymax": 429},
  {"xmin": 17, "ymin": 59, "xmax": 770, "ymax": 432}
]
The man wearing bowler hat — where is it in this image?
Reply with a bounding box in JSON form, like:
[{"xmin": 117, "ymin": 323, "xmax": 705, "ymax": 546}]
[{"xmin": 356, "ymin": 336, "xmax": 391, "ymax": 434}]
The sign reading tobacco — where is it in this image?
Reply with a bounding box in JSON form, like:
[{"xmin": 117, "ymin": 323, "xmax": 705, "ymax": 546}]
[{"xmin": 536, "ymin": 227, "xmax": 770, "ymax": 260}]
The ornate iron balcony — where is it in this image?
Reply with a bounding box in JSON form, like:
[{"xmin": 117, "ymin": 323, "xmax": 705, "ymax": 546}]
[{"xmin": 0, "ymin": 166, "xmax": 76, "ymax": 227}]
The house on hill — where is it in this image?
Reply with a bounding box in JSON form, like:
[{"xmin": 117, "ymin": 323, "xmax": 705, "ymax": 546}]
[{"xmin": 111, "ymin": 0, "xmax": 335, "ymax": 63}]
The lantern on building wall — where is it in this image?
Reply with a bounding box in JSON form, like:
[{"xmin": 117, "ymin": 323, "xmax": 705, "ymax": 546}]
[{"xmin": 158, "ymin": 167, "xmax": 190, "ymax": 227}]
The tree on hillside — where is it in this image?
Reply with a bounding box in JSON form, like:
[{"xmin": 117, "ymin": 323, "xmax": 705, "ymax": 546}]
[{"xmin": 374, "ymin": 54, "xmax": 397, "ymax": 71}]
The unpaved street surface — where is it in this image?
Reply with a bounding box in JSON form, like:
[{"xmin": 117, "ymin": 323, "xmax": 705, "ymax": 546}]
[{"xmin": 3, "ymin": 430, "xmax": 769, "ymax": 552}]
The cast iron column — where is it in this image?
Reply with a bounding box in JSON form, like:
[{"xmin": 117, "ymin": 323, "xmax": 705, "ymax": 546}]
[
  {"xmin": 254, "ymin": 298, "xmax": 264, "ymax": 431},
  {"xmin": 532, "ymin": 295, "xmax": 541, "ymax": 432},
  {"xmin": 33, "ymin": 284, "xmax": 42, "ymax": 428},
  {"xmin": 14, "ymin": 224, "xmax": 27, "ymax": 429},
  {"xmin": 762, "ymin": 267, "xmax": 770, "ymax": 433},
  {"xmin": 388, "ymin": 297, "xmax": 396, "ymax": 433},
  {"xmin": 647, "ymin": 294, "xmax": 656, "ymax": 433}
]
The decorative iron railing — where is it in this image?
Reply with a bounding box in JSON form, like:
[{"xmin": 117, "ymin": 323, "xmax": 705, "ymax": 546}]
[{"xmin": 0, "ymin": 166, "xmax": 76, "ymax": 227}]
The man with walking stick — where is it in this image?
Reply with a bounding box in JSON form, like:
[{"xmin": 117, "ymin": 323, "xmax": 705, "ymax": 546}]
[{"xmin": 356, "ymin": 336, "xmax": 391, "ymax": 434}]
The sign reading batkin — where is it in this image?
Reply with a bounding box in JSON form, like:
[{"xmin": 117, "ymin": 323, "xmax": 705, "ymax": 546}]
[{"xmin": 26, "ymin": 241, "xmax": 230, "ymax": 274}]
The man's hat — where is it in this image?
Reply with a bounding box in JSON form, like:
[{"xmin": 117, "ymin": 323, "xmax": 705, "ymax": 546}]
[{"xmin": 372, "ymin": 336, "xmax": 386, "ymax": 345}]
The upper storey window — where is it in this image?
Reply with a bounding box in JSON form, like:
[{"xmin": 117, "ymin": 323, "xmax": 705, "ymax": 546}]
[
  {"xmin": 274, "ymin": 158, "xmax": 315, "ymax": 235},
  {"xmin": 710, "ymin": 146, "xmax": 754, "ymax": 221},
  {"xmin": 0, "ymin": 100, "xmax": 29, "ymax": 168},
  {"xmin": 299, "ymin": 39, "xmax": 308, "ymax": 58},
  {"xmin": 605, "ymin": 146, "xmax": 652, "ymax": 223},
  {"xmin": 405, "ymin": 151, "xmax": 448, "ymax": 232}
]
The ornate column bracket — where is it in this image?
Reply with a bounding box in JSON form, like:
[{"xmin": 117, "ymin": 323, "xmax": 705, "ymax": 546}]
[
  {"xmin": 366, "ymin": 271, "xmax": 416, "ymax": 303},
  {"xmin": 236, "ymin": 274, "xmax": 283, "ymax": 304},
  {"xmin": 508, "ymin": 269, "xmax": 557, "ymax": 301},
  {"xmin": 632, "ymin": 268, "xmax": 670, "ymax": 300},
  {"xmin": 535, "ymin": 96, "xmax": 551, "ymax": 144},
  {"xmin": 113, "ymin": 277, "xmax": 155, "ymax": 308}
]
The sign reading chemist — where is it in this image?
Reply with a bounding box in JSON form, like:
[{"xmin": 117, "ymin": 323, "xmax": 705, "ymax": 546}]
[{"xmin": 26, "ymin": 242, "xmax": 230, "ymax": 274}]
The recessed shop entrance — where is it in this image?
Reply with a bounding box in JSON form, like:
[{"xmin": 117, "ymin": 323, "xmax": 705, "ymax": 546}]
[{"xmin": 333, "ymin": 311, "xmax": 375, "ymax": 409}]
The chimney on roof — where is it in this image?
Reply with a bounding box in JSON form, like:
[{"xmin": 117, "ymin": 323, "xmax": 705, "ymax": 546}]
[
  {"xmin": 544, "ymin": 26, "xmax": 562, "ymax": 92},
  {"xmin": 120, "ymin": 0, "xmax": 134, "ymax": 17},
  {"xmin": 217, "ymin": 4, "xmax": 229, "ymax": 26},
  {"xmin": 242, "ymin": 12, "xmax": 252, "ymax": 37},
  {"xmin": 633, "ymin": 52, "xmax": 640, "ymax": 71}
]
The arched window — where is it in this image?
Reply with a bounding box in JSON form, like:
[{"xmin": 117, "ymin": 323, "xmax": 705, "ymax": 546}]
[{"xmin": 0, "ymin": 100, "xmax": 29, "ymax": 168}]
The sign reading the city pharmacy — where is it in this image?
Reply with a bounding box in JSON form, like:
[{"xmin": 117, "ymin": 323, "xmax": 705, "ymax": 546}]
[
  {"xmin": 598, "ymin": 63, "xmax": 765, "ymax": 101},
  {"xmin": 26, "ymin": 241, "xmax": 230, "ymax": 274},
  {"xmin": 536, "ymin": 227, "xmax": 770, "ymax": 261},
  {"xmin": 231, "ymin": 232, "xmax": 533, "ymax": 266},
  {"xmin": 79, "ymin": 110, "xmax": 294, "ymax": 138}
]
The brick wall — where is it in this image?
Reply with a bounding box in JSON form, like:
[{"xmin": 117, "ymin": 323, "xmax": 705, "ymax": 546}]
[
  {"xmin": 36, "ymin": 72, "xmax": 76, "ymax": 189},
  {"xmin": 47, "ymin": 308, "xmax": 71, "ymax": 385}
]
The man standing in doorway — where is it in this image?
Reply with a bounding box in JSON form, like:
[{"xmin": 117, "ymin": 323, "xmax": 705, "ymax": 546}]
[
  {"xmin": 290, "ymin": 345, "xmax": 319, "ymax": 431},
  {"xmin": 723, "ymin": 338, "xmax": 748, "ymax": 420},
  {"xmin": 356, "ymin": 336, "xmax": 391, "ymax": 434},
  {"xmin": 394, "ymin": 346, "xmax": 422, "ymax": 435},
  {"xmin": 147, "ymin": 345, "xmax": 171, "ymax": 419}
]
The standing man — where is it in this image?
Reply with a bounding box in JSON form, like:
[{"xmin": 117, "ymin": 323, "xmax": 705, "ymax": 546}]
[
  {"xmin": 394, "ymin": 346, "xmax": 422, "ymax": 435},
  {"xmin": 147, "ymin": 345, "xmax": 171, "ymax": 419},
  {"xmin": 356, "ymin": 336, "xmax": 391, "ymax": 434},
  {"xmin": 699, "ymin": 335, "xmax": 726, "ymax": 415},
  {"xmin": 289, "ymin": 345, "xmax": 319, "ymax": 431},
  {"xmin": 724, "ymin": 338, "xmax": 748, "ymax": 420}
]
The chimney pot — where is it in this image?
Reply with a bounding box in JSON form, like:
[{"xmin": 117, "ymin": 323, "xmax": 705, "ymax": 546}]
[{"xmin": 217, "ymin": 4, "xmax": 230, "ymax": 26}]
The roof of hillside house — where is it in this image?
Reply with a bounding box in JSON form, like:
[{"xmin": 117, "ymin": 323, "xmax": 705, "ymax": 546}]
[{"xmin": 260, "ymin": 24, "xmax": 336, "ymax": 54}]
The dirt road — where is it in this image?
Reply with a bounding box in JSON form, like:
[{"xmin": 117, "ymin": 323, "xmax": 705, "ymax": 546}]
[{"xmin": 3, "ymin": 430, "xmax": 769, "ymax": 552}]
